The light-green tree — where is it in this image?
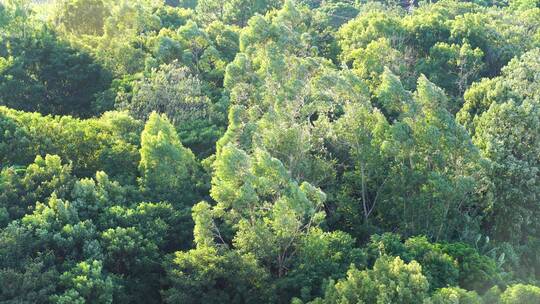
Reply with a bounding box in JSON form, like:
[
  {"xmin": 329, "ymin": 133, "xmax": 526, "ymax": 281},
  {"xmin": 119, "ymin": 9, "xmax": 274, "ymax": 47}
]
[
  {"xmin": 53, "ymin": 0, "xmax": 109, "ymax": 35},
  {"xmin": 500, "ymin": 284, "xmax": 540, "ymax": 304},
  {"xmin": 211, "ymin": 145, "xmax": 326, "ymax": 277},
  {"xmin": 51, "ymin": 260, "xmax": 114, "ymax": 304},
  {"xmin": 119, "ymin": 62, "xmax": 223, "ymax": 156},
  {"xmin": 309, "ymin": 256, "xmax": 429, "ymax": 304},
  {"xmin": 163, "ymin": 200, "xmax": 272, "ymax": 303},
  {"xmin": 196, "ymin": 0, "xmax": 282, "ymax": 27},
  {"xmin": 472, "ymin": 99, "xmax": 540, "ymax": 279},
  {"xmin": 138, "ymin": 112, "xmax": 197, "ymax": 205},
  {"xmin": 429, "ymin": 287, "xmax": 481, "ymax": 304},
  {"xmin": 0, "ymin": 154, "xmax": 74, "ymax": 224}
]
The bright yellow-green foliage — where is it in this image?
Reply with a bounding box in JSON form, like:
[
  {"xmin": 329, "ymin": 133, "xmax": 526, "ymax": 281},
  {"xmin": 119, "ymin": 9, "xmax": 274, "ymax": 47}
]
[{"xmin": 139, "ymin": 112, "xmax": 196, "ymax": 204}]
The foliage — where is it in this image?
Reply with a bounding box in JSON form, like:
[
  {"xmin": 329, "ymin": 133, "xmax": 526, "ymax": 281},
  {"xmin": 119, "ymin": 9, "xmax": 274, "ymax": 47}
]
[
  {"xmin": 138, "ymin": 112, "xmax": 198, "ymax": 205},
  {"xmin": 0, "ymin": 154, "xmax": 74, "ymax": 225},
  {"xmin": 118, "ymin": 62, "xmax": 225, "ymax": 156},
  {"xmin": 164, "ymin": 246, "xmax": 271, "ymax": 303},
  {"xmin": 53, "ymin": 0, "xmax": 109, "ymax": 36},
  {"xmin": 0, "ymin": 28, "xmax": 112, "ymax": 117},
  {"xmin": 0, "ymin": 0, "xmax": 539, "ymax": 303},
  {"xmin": 0, "ymin": 107, "xmax": 142, "ymax": 182},
  {"xmin": 429, "ymin": 287, "xmax": 482, "ymax": 304},
  {"xmin": 309, "ymin": 256, "xmax": 429, "ymax": 304},
  {"xmin": 500, "ymin": 284, "xmax": 540, "ymax": 304}
]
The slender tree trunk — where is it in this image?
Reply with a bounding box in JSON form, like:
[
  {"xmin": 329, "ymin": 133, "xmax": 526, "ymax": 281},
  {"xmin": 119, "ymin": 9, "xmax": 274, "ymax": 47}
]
[{"xmin": 360, "ymin": 162, "xmax": 369, "ymax": 224}]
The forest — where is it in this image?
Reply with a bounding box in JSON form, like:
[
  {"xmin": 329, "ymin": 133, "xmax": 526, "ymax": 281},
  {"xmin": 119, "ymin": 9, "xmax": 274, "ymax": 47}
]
[{"xmin": 0, "ymin": 0, "xmax": 539, "ymax": 303}]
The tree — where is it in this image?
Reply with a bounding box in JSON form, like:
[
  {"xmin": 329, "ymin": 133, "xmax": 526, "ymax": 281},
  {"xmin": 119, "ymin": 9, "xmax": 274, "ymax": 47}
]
[
  {"xmin": 473, "ymin": 100, "xmax": 539, "ymax": 242},
  {"xmin": 338, "ymin": 9, "xmax": 404, "ymax": 64},
  {"xmin": 148, "ymin": 19, "xmax": 237, "ymax": 99},
  {"xmin": 310, "ymin": 256, "xmax": 429, "ymax": 304},
  {"xmin": 333, "ymin": 102, "xmax": 391, "ymax": 238},
  {"xmin": 2, "ymin": 0, "xmax": 540, "ymax": 301},
  {"xmin": 337, "ymin": 1, "xmax": 540, "ymax": 99},
  {"xmin": 1, "ymin": 0, "xmax": 33, "ymax": 38},
  {"xmin": 402, "ymin": 237, "xmax": 459, "ymax": 291},
  {"xmin": 100, "ymin": 201, "xmax": 193, "ymax": 252},
  {"xmin": 365, "ymin": 234, "xmax": 487, "ymax": 292},
  {"xmin": 429, "ymin": 287, "xmax": 481, "ymax": 304},
  {"xmin": 334, "ymin": 75, "xmax": 489, "ymax": 242},
  {"xmin": 313, "ymin": 1, "xmax": 359, "ymax": 29},
  {"xmin": 205, "ymin": 21, "xmax": 240, "ymax": 62},
  {"xmin": 375, "ymin": 76, "xmax": 488, "ymax": 241},
  {"xmin": 349, "ymin": 38, "xmax": 405, "ymax": 92},
  {"xmin": 0, "ymin": 3, "xmax": 9, "ymax": 29},
  {"xmin": 0, "ymin": 107, "xmax": 142, "ymax": 181},
  {"xmin": 138, "ymin": 112, "xmax": 197, "ymax": 205},
  {"xmin": 163, "ymin": 201, "xmax": 272, "ymax": 304},
  {"xmin": 164, "ymin": 245, "xmax": 272, "ymax": 304},
  {"xmin": 0, "ymin": 251, "xmax": 59, "ymax": 304},
  {"xmin": 374, "ymin": 67, "xmax": 412, "ymax": 120},
  {"xmin": 196, "ymin": 0, "xmax": 282, "ymax": 27},
  {"xmin": 500, "ymin": 284, "xmax": 540, "ymax": 304},
  {"xmin": 51, "ymin": 260, "xmax": 115, "ymax": 304},
  {"xmin": 0, "ymin": 154, "xmax": 74, "ymax": 224},
  {"xmin": 472, "ymin": 99, "xmax": 540, "ymax": 279},
  {"xmin": 71, "ymin": 171, "xmax": 126, "ymax": 223},
  {"xmin": 458, "ymin": 49, "xmax": 540, "ymax": 132},
  {"xmin": 91, "ymin": 0, "xmax": 158, "ymax": 75},
  {"xmin": 417, "ymin": 42, "xmax": 484, "ymax": 106},
  {"xmin": 278, "ymin": 228, "xmax": 366, "ymax": 302},
  {"xmin": 20, "ymin": 194, "xmax": 96, "ymax": 263},
  {"xmin": 0, "ymin": 29, "xmax": 112, "ymax": 117},
  {"xmin": 154, "ymin": 5, "xmax": 193, "ymax": 29},
  {"xmin": 54, "ymin": 0, "xmax": 109, "ymax": 36},
  {"xmin": 100, "ymin": 227, "xmax": 161, "ymax": 303},
  {"xmin": 440, "ymin": 242, "xmax": 503, "ymax": 292},
  {"xmin": 461, "ymin": 55, "xmax": 540, "ymax": 273},
  {"xmin": 509, "ymin": 0, "xmax": 540, "ymax": 10},
  {"xmin": 211, "ymin": 145, "xmax": 326, "ymax": 277},
  {"xmin": 119, "ymin": 62, "xmax": 223, "ymax": 156}
]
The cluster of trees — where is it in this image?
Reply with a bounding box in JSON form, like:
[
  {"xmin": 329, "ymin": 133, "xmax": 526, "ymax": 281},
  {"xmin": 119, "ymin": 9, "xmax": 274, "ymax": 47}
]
[{"xmin": 1, "ymin": 0, "xmax": 539, "ymax": 303}]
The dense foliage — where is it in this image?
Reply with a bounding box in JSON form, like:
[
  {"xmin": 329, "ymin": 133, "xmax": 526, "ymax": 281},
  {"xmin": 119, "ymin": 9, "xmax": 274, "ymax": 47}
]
[{"xmin": 1, "ymin": 0, "xmax": 539, "ymax": 303}]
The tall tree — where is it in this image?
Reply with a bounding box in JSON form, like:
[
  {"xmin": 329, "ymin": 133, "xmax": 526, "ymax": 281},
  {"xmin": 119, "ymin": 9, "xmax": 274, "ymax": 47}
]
[
  {"xmin": 0, "ymin": 29, "xmax": 112, "ymax": 117},
  {"xmin": 308, "ymin": 256, "xmax": 429, "ymax": 304},
  {"xmin": 138, "ymin": 112, "xmax": 197, "ymax": 205}
]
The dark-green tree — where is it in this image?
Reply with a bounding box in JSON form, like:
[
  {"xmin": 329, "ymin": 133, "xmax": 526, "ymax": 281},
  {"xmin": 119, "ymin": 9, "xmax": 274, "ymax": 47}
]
[{"xmin": 0, "ymin": 29, "xmax": 112, "ymax": 117}]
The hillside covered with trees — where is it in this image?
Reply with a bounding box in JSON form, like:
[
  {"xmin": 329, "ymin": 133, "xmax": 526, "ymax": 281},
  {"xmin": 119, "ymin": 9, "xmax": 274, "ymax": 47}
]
[{"xmin": 0, "ymin": 0, "xmax": 539, "ymax": 303}]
